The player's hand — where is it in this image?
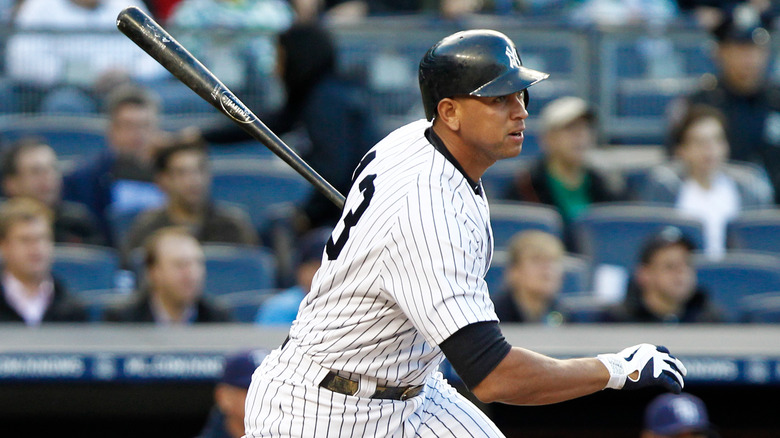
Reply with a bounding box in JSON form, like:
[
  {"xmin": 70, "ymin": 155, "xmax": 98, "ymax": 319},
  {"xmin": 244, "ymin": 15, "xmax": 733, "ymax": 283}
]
[{"xmin": 596, "ymin": 343, "xmax": 687, "ymax": 393}]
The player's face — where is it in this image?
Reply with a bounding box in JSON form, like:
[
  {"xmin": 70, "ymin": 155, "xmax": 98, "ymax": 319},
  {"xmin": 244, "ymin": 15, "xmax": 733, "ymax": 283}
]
[
  {"xmin": 160, "ymin": 150, "xmax": 210, "ymax": 211},
  {"xmin": 639, "ymin": 245, "xmax": 696, "ymax": 306},
  {"xmin": 109, "ymin": 104, "xmax": 159, "ymax": 162},
  {"xmin": 7, "ymin": 146, "xmax": 62, "ymax": 207},
  {"xmin": 0, "ymin": 218, "xmax": 54, "ymax": 283},
  {"xmin": 455, "ymin": 91, "xmax": 528, "ymax": 163},
  {"xmin": 148, "ymin": 235, "xmax": 205, "ymax": 307}
]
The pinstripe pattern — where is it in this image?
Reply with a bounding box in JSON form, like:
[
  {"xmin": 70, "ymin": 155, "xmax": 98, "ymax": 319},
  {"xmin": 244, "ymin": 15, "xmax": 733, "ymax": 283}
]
[{"xmin": 244, "ymin": 119, "xmax": 503, "ymax": 437}]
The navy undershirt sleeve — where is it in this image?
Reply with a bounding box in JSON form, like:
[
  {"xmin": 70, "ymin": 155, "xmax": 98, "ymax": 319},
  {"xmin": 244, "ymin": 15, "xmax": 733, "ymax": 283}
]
[{"xmin": 439, "ymin": 321, "xmax": 512, "ymax": 390}]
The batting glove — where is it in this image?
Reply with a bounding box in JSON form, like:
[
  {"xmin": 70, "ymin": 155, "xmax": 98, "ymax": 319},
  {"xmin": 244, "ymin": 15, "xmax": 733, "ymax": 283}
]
[{"xmin": 596, "ymin": 344, "xmax": 687, "ymax": 394}]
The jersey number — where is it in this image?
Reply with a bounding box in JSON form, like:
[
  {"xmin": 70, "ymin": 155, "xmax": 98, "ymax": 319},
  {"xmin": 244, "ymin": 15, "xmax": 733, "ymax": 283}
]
[{"xmin": 326, "ymin": 152, "xmax": 377, "ymax": 260}]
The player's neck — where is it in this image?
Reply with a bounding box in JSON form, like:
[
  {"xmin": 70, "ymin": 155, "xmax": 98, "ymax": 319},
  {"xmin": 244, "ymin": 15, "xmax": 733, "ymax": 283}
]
[{"xmin": 431, "ymin": 124, "xmax": 490, "ymax": 181}]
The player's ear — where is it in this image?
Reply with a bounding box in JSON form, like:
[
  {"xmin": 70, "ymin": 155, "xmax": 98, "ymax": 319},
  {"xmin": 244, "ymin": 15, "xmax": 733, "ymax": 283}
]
[{"xmin": 436, "ymin": 98, "xmax": 461, "ymax": 131}]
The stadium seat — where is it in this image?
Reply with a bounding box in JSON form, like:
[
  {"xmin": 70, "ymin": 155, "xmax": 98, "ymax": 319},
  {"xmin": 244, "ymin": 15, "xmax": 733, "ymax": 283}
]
[
  {"xmin": 215, "ymin": 289, "xmax": 278, "ymax": 323},
  {"xmin": 694, "ymin": 252, "xmax": 780, "ymax": 322},
  {"xmin": 728, "ymin": 209, "xmax": 780, "ymax": 255},
  {"xmin": 76, "ymin": 288, "xmax": 134, "ymax": 322},
  {"xmin": 51, "ymin": 244, "xmax": 120, "ymax": 293},
  {"xmin": 201, "ymin": 244, "xmax": 277, "ymax": 295},
  {"xmin": 489, "ymin": 201, "xmax": 564, "ymax": 251},
  {"xmin": 485, "ymin": 250, "xmax": 590, "ymax": 297},
  {"xmin": 738, "ymin": 291, "xmax": 780, "ymax": 323},
  {"xmin": 573, "ymin": 203, "xmax": 706, "ymax": 271},
  {"xmin": 481, "ymin": 157, "xmax": 529, "ymax": 198},
  {"xmin": 210, "ymin": 158, "xmax": 313, "ymax": 232},
  {"xmin": 0, "ymin": 115, "xmax": 107, "ymax": 160}
]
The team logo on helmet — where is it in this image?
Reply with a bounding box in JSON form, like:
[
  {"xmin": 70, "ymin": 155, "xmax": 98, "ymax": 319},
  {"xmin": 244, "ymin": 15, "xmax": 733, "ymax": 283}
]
[{"xmin": 506, "ymin": 46, "xmax": 521, "ymax": 69}]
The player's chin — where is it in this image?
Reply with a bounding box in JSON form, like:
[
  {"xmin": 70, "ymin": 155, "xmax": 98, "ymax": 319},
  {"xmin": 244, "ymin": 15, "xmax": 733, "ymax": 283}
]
[{"xmin": 502, "ymin": 135, "xmax": 524, "ymax": 157}]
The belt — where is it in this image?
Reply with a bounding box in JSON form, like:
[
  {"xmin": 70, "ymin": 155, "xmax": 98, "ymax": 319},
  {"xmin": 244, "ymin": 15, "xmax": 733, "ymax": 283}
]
[{"xmin": 319, "ymin": 371, "xmax": 423, "ymax": 401}]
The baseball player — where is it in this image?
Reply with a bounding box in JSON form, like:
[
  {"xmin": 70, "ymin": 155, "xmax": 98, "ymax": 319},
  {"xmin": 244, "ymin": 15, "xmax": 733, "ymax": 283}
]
[{"xmin": 245, "ymin": 29, "xmax": 686, "ymax": 438}]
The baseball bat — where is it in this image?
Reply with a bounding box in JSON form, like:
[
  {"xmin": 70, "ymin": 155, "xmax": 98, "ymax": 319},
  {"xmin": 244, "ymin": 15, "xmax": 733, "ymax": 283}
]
[{"xmin": 116, "ymin": 6, "xmax": 345, "ymax": 210}]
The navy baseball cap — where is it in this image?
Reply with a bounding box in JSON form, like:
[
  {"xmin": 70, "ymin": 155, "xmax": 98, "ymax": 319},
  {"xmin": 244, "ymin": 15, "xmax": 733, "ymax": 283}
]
[
  {"xmin": 639, "ymin": 226, "xmax": 696, "ymax": 265},
  {"xmin": 712, "ymin": 4, "xmax": 772, "ymax": 45},
  {"xmin": 219, "ymin": 349, "xmax": 269, "ymax": 389},
  {"xmin": 644, "ymin": 393, "xmax": 716, "ymax": 437}
]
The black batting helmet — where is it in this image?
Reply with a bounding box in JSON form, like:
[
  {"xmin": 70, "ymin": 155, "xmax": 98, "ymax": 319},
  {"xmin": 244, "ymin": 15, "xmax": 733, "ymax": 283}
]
[{"xmin": 419, "ymin": 29, "xmax": 550, "ymax": 121}]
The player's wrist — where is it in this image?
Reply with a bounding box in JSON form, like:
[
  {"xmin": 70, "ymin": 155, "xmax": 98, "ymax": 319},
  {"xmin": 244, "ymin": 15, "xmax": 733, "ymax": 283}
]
[{"xmin": 596, "ymin": 353, "xmax": 627, "ymax": 390}]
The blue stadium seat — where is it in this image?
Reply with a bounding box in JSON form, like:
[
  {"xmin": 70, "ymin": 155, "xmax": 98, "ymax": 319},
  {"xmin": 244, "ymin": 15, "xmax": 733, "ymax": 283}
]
[
  {"xmin": 51, "ymin": 244, "xmax": 120, "ymax": 293},
  {"xmin": 210, "ymin": 158, "xmax": 313, "ymax": 232},
  {"xmin": 738, "ymin": 291, "xmax": 780, "ymax": 323},
  {"xmin": 728, "ymin": 209, "xmax": 780, "ymax": 255},
  {"xmin": 485, "ymin": 250, "xmax": 590, "ymax": 297},
  {"xmin": 215, "ymin": 289, "xmax": 278, "ymax": 323},
  {"xmin": 489, "ymin": 201, "xmax": 564, "ymax": 251},
  {"xmin": 0, "ymin": 115, "xmax": 106, "ymax": 160},
  {"xmin": 573, "ymin": 203, "xmax": 706, "ymax": 272},
  {"xmin": 76, "ymin": 288, "xmax": 134, "ymax": 322},
  {"xmin": 695, "ymin": 252, "xmax": 780, "ymax": 322},
  {"xmin": 202, "ymin": 244, "xmax": 277, "ymax": 295},
  {"xmin": 482, "ymin": 157, "xmax": 530, "ymax": 197}
]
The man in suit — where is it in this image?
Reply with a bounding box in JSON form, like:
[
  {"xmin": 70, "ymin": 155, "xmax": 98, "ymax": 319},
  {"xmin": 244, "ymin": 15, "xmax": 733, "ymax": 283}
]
[
  {"xmin": 0, "ymin": 197, "xmax": 87, "ymax": 324},
  {"xmin": 105, "ymin": 226, "xmax": 231, "ymax": 323}
]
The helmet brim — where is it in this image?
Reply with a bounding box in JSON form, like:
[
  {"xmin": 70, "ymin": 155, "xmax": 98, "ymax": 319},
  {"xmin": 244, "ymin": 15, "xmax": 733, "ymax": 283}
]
[{"xmin": 470, "ymin": 65, "xmax": 550, "ymax": 97}]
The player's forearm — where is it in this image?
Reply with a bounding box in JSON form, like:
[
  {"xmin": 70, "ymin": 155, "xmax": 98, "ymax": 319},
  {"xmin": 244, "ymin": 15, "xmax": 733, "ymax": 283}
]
[{"xmin": 472, "ymin": 347, "xmax": 609, "ymax": 405}]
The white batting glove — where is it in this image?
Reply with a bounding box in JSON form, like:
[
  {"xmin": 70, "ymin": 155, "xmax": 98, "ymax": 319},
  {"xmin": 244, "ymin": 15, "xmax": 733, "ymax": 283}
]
[{"xmin": 596, "ymin": 344, "xmax": 687, "ymax": 394}]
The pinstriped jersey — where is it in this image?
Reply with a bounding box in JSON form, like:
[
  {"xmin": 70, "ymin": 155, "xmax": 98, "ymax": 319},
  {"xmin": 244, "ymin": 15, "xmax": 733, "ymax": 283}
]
[{"xmin": 288, "ymin": 119, "xmax": 497, "ymax": 386}]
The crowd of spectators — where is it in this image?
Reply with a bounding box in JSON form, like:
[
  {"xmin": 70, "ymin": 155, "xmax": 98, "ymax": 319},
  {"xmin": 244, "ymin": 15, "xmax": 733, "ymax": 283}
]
[
  {"xmin": 0, "ymin": 2, "xmax": 768, "ymax": 437},
  {"xmin": 0, "ymin": 0, "xmax": 778, "ymax": 329}
]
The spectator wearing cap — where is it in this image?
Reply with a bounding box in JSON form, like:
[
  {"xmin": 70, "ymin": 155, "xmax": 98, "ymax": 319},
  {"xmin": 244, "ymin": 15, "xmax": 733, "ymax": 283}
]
[
  {"xmin": 196, "ymin": 349, "xmax": 270, "ymax": 438},
  {"xmin": 598, "ymin": 227, "xmax": 726, "ymax": 324},
  {"xmin": 642, "ymin": 393, "xmax": 718, "ymax": 438},
  {"xmin": 504, "ymin": 96, "xmax": 626, "ymax": 251},
  {"xmin": 254, "ymin": 227, "xmax": 329, "ymax": 326},
  {"xmin": 676, "ymin": 3, "xmax": 780, "ymax": 202},
  {"xmin": 641, "ymin": 104, "xmax": 773, "ymax": 258}
]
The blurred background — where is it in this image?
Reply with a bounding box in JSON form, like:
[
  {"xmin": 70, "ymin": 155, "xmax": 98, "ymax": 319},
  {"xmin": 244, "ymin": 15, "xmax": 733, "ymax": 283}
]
[{"xmin": 1, "ymin": 0, "xmax": 780, "ymax": 437}]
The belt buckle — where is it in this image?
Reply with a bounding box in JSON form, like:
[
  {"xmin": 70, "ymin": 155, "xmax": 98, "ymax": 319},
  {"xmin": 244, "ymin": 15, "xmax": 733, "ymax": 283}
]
[{"xmin": 399, "ymin": 386, "xmax": 417, "ymax": 401}]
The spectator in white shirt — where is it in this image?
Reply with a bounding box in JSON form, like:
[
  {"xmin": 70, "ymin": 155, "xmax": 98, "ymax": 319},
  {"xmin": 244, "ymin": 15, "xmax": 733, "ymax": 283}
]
[
  {"xmin": 640, "ymin": 104, "xmax": 774, "ymax": 258},
  {"xmin": 4, "ymin": 0, "xmax": 195, "ymax": 114}
]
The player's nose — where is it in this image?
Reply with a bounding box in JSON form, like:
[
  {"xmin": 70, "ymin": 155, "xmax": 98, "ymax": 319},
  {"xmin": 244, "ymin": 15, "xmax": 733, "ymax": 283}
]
[{"xmin": 510, "ymin": 92, "xmax": 528, "ymax": 119}]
